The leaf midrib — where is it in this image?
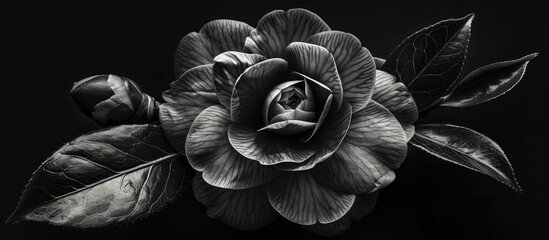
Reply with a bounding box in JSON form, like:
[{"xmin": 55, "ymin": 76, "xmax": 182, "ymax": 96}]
[
  {"xmin": 406, "ymin": 19, "xmax": 470, "ymax": 88},
  {"xmin": 13, "ymin": 153, "xmax": 179, "ymax": 221},
  {"xmin": 413, "ymin": 132, "xmax": 505, "ymax": 178}
]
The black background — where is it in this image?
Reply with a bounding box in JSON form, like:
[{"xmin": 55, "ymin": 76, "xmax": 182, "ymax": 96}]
[{"xmin": 3, "ymin": 0, "xmax": 548, "ymax": 239}]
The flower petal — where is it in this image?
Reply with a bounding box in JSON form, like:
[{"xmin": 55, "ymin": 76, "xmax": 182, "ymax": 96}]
[
  {"xmin": 200, "ymin": 20, "xmax": 254, "ymax": 57},
  {"xmin": 286, "ymin": 43, "xmax": 343, "ymax": 111},
  {"xmin": 312, "ymin": 101, "xmax": 408, "ymax": 194},
  {"xmin": 302, "ymin": 216, "xmax": 351, "ymax": 237},
  {"xmin": 193, "ymin": 174, "xmax": 279, "ymax": 231},
  {"xmin": 373, "ymin": 57, "xmax": 386, "ymax": 69},
  {"xmin": 269, "ymin": 108, "xmax": 316, "ymax": 123},
  {"xmin": 244, "ymin": 8, "xmax": 330, "ymax": 58},
  {"xmin": 302, "ymin": 192, "xmax": 378, "ymax": 237},
  {"xmin": 292, "ymin": 72, "xmax": 334, "ymax": 142},
  {"xmin": 258, "ymin": 120, "xmax": 317, "ymax": 135},
  {"xmin": 230, "ymin": 58, "xmax": 288, "ymax": 123},
  {"xmin": 174, "ymin": 20, "xmax": 253, "ymax": 78},
  {"xmin": 213, "ymin": 51, "xmax": 267, "ymax": 109},
  {"xmin": 262, "ymin": 80, "xmax": 303, "ymax": 124},
  {"xmin": 159, "ymin": 103, "xmax": 204, "ymax": 155},
  {"xmin": 275, "ymin": 103, "xmax": 352, "ymax": 171},
  {"xmin": 162, "ymin": 64, "xmax": 218, "ymax": 107},
  {"xmin": 186, "ymin": 105, "xmax": 276, "ymax": 189},
  {"xmin": 228, "ymin": 123, "xmax": 315, "ymax": 165},
  {"xmin": 306, "ymin": 31, "xmax": 376, "ymax": 113},
  {"xmin": 174, "ymin": 32, "xmax": 211, "ymax": 79},
  {"xmin": 266, "ymin": 171, "xmax": 355, "ymax": 225},
  {"xmin": 372, "ymin": 70, "xmax": 418, "ymax": 125},
  {"xmin": 402, "ymin": 123, "xmax": 416, "ymax": 142}
]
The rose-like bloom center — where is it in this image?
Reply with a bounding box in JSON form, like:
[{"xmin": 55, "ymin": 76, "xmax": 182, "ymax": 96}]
[
  {"xmin": 259, "ymin": 72, "xmax": 335, "ymax": 139},
  {"xmin": 279, "ymin": 86, "xmax": 305, "ymax": 109}
]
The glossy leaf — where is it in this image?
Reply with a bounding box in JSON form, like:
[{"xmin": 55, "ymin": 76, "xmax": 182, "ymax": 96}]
[
  {"xmin": 441, "ymin": 53, "xmax": 538, "ymax": 107},
  {"xmin": 411, "ymin": 124, "xmax": 521, "ymax": 192},
  {"xmin": 381, "ymin": 14, "xmax": 474, "ymax": 111},
  {"xmin": 7, "ymin": 125, "xmax": 188, "ymax": 227}
]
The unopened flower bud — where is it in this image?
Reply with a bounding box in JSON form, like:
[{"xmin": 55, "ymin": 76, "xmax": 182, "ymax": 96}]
[{"xmin": 70, "ymin": 74, "xmax": 158, "ymax": 125}]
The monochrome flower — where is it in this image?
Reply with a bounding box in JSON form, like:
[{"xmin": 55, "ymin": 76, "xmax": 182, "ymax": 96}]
[
  {"xmin": 159, "ymin": 8, "xmax": 418, "ymax": 236},
  {"xmin": 70, "ymin": 74, "xmax": 158, "ymax": 125}
]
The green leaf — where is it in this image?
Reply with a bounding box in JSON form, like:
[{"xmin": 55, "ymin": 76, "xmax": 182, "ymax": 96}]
[
  {"xmin": 441, "ymin": 53, "xmax": 538, "ymax": 107},
  {"xmin": 381, "ymin": 14, "xmax": 474, "ymax": 112},
  {"xmin": 7, "ymin": 125, "xmax": 189, "ymax": 227},
  {"xmin": 411, "ymin": 124, "xmax": 521, "ymax": 192}
]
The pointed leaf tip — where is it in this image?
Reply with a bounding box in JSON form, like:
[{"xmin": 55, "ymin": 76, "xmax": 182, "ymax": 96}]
[
  {"xmin": 381, "ymin": 13, "xmax": 474, "ymax": 112},
  {"xmin": 442, "ymin": 53, "xmax": 538, "ymax": 107},
  {"xmin": 8, "ymin": 125, "xmax": 189, "ymax": 227},
  {"xmin": 411, "ymin": 124, "xmax": 521, "ymax": 193}
]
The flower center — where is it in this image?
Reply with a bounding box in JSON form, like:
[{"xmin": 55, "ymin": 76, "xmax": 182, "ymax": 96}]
[
  {"xmin": 287, "ymin": 95, "xmax": 301, "ymax": 109},
  {"xmin": 278, "ymin": 87, "xmax": 306, "ymax": 110},
  {"xmin": 261, "ymin": 80, "xmax": 317, "ymax": 136}
]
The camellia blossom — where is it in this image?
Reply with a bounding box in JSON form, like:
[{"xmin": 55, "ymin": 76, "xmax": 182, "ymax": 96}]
[{"xmin": 159, "ymin": 8, "xmax": 418, "ymax": 236}]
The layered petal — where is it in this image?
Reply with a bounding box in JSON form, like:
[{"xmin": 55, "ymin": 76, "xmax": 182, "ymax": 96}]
[
  {"xmin": 268, "ymin": 108, "xmax": 315, "ymax": 124},
  {"xmin": 292, "ymin": 72, "xmax": 334, "ymax": 142},
  {"xmin": 266, "ymin": 172, "xmax": 355, "ymax": 225},
  {"xmin": 302, "ymin": 192, "xmax": 378, "ymax": 236},
  {"xmin": 230, "ymin": 58, "xmax": 288, "ymax": 122},
  {"xmin": 244, "ymin": 8, "xmax": 330, "ymax": 58},
  {"xmin": 228, "ymin": 124, "xmax": 315, "ymax": 165},
  {"xmin": 306, "ymin": 31, "xmax": 376, "ymax": 113},
  {"xmin": 262, "ymin": 80, "xmax": 304, "ymax": 124},
  {"xmin": 162, "ymin": 64, "xmax": 218, "ymax": 107},
  {"xmin": 286, "ymin": 43, "xmax": 343, "ymax": 111},
  {"xmin": 213, "ymin": 52, "xmax": 266, "ymax": 109},
  {"xmin": 275, "ymin": 103, "xmax": 352, "ymax": 171},
  {"xmin": 186, "ymin": 105, "xmax": 276, "ymax": 189},
  {"xmin": 373, "ymin": 70, "xmax": 418, "ymax": 125},
  {"xmin": 174, "ymin": 20, "xmax": 253, "ymax": 78},
  {"xmin": 159, "ymin": 104, "xmax": 204, "ymax": 155},
  {"xmin": 160, "ymin": 65, "xmax": 220, "ymax": 155},
  {"xmin": 193, "ymin": 174, "xmax": 279, "ymax": 231},
  {"xmin": 373, "ymin": 57, "xmax": 386, "ymax": 69},
  {"xmin": 312, "ymin": 101, "xmax": 408, "ymax": 194},
  {"xmin": 258, "ymin": 120, "xmax": 316, "ymax": 135}
]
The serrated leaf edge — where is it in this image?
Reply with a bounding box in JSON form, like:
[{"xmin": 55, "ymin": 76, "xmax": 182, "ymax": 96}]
[{"xmin": 411, "ymin": 124, "xmax": 522, "ymax": 193}]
